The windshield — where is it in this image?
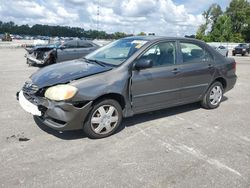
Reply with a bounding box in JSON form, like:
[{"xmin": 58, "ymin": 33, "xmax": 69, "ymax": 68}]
[
  {"xmin": 239, "ymin": 44, "xmax": 246, "ymax": 47},
  {"xmin": 85, "ymin": 38, "xmax": 148, "ymax": 66}
]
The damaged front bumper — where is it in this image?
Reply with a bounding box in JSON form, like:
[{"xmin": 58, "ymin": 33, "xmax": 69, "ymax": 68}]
[
  {"xmin": 17, "ymin": 90, "xmax": 93, "ymax": 131},
  {"xmin": 26, "ymin": 55, "xmax": 46, "ymax": 65}
]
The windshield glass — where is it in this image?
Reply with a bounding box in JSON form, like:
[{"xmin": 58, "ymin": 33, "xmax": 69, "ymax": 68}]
[
  {"xmin": 85, "ymin": 38, "xmax": 148, "ymax": 66},
  {"xmin": 239, "ymin": 44, "xmax": 246, "ymax": 47}
]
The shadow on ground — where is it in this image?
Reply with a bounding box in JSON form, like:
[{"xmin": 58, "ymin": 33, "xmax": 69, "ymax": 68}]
[{"xmin": 34, "ymin": 96, "xmax": 228, "ymax": 140}]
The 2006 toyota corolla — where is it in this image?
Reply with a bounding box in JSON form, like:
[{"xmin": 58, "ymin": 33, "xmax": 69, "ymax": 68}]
[{"xmin": 17, "ymin": 36, "xmax": 237, "ymax": 139}]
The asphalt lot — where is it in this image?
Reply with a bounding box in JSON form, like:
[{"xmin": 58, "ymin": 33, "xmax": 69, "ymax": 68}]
[{"xmin": 0, "ymin": 48, "xmax": 250, "ymax": 188}]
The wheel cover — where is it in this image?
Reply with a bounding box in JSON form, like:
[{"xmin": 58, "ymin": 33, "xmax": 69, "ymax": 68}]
[
  {"xmin": 91, "ymin": 105, "xmax": 119, "ymax": 135},
  {"xmin": 209, "ymin": 85, "xmax": 222, "ymax": 106}
]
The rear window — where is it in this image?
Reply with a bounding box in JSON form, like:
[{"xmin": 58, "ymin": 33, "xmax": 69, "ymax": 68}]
[{"xmin": 180, "ymin": 42, "xmax": 213, "ymax": 63}]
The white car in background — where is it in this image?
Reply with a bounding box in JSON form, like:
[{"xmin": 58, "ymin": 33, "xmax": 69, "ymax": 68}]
[{"xmin": 211, "ymin": 45, "xmax": 229, "ymax": 57}]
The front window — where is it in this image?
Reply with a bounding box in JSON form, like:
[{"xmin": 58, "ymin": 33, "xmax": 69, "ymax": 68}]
[
  {"xmin": 85, "ymin": 38, "xmax": 148, "ymax": 66},
  {"xmin": 137, "ymin": 41, "xmax": 176, "ymax": 67}
]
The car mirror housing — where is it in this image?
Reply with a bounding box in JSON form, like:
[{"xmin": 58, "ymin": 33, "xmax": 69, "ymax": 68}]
[{"xmin": 134, "ymin": 59, "xmax": 153, "ymax": 70}]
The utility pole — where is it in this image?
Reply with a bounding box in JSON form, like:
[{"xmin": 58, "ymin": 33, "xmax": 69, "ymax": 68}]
[{"xmin": 97, "ymin": 0, "xmax": 100, "ymax": 31}]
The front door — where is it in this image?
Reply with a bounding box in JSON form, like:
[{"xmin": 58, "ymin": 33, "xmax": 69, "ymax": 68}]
[
  {"xmin": 131, "ymin": 41, "xmax": 182, "ymax": 113},
  {"xmin": 77, "ymin": 40, "xmax": 97, "ymax": 58},
  {"xmin": 57, "ymin": 40, "xmax": 79, "ymax": 62}
]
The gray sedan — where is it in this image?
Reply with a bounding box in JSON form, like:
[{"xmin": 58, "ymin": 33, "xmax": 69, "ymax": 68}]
[{"xmin": 18, "ymin": 36, "xmax": 237, "ymax": 139}]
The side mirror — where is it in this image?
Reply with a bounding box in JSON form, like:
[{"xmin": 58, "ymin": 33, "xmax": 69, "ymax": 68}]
[{"xmin": 134, "ymin": 59, "xmax": 153, "ymax": 70}]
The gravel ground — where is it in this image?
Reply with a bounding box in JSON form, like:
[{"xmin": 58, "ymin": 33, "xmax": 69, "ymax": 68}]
[{"xmin": 0, "ymin": 48, "xmax": 249, "ymax": 188}]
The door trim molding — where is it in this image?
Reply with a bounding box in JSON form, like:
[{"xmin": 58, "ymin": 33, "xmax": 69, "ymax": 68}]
[{"xmin": 133, "ymin": 83, "xmax": 208, "ymax": 98}]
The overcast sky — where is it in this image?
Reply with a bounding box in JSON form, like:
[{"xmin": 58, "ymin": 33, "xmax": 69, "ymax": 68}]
[{"xmin": 0, "ymin": 0, "xmax": 232, "ymax": 36}]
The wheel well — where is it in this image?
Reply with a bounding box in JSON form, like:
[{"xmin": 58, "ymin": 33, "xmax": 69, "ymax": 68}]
[
  {"xmin": 214, "ymin": 77, "xmax": 227, "ymax": 89},
  {"xmin": 93, "ymin": 93, "xmax": 126, "ymax": 109}
]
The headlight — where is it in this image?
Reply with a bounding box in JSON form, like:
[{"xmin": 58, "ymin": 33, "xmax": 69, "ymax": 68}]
[
  {"xmin": 243, "ymin": 49, "xmax": 246, "ymax": 51},
  {"xmin": 45, "ymin": 85, "xmax": 78, "ymax": 101}
]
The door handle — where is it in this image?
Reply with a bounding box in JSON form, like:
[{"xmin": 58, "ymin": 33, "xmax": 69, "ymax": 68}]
[{"xmin": 172, "ymin": 68, "xmax": 180, "ymax": 74}]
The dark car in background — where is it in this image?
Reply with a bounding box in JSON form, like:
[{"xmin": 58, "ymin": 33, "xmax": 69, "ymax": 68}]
[
  {"xmin": 232, "ymin": 43, "xmax": 250, "ymax": 56},
  {"xmin": 25, "ymin": 40, "xmax": 99, "ymax": 66},
  {"xmin": 17, "ymin": 36, "xmax": 237, "ymax": 139}
]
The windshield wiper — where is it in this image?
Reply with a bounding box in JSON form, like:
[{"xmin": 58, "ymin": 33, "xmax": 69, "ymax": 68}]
[{"xmin": 83, "ymin": 58, "xmax": 106, "ymax": 67}]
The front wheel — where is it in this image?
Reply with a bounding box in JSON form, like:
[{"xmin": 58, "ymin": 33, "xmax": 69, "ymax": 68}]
[
  {"xmin": 201, "ymin": 82, "xmax": 223, "ymax": 109},
  {"xmin": 83, "ymin": 99, "xmax": 123, "ymax": 139}
]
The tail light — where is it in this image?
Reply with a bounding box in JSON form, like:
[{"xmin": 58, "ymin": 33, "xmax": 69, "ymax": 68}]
[
  {"xmin": 233, "ymin": 61, "xmax": 236, "ymax": 72},
  {"xmin": 233, "ymin": 61, "xmax": 237, "ymax": 70}
]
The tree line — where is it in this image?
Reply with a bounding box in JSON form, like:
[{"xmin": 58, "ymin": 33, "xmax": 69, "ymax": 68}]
[
  {"xmin": 196, "ymin": 0, "xmax": 250, "ymax": 42},
  {"xmin": 0, "ymin": 21, "xmax": 132, "ymax": 40}
]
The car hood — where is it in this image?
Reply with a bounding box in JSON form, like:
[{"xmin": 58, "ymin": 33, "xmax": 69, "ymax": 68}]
[
  {"xmin": 33, "ymin": 44, "xmax": 58, "ymax": 51},
  {"xmin": 31, "ymin": 59, "xmax": 112, "ymax": 88}
]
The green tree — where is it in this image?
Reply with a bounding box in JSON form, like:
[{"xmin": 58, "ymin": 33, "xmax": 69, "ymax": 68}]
[
  {"xmin": 196, "ymin": 0, "xmax": 250, "ymax": 42},
  {"xmin": 196, "ymin": 3, "xmax": 222, "ymax": 41},
  {"xmin": 196, "ymin": 24, "xmax": 207, "ymax": 40},
  {"xmin": 226, "ymin": 0, "xmax": 250, "ymax": 33},
  {"xmin": 210, "ymin": 15, "xmax": 233, "ymax": 42},
  {"xmin": 113, "ymin": 32, "xmax": 127, "ymax": 39},
  {"xmin": 137, "ymin": 32, "xmax": 146, "ymax": 36},
  {"xmin": 210, "ymin": 4, "xmax": 223, "ymax": 32},
  {"xmin": 210, "ymin": 4, "xmax": 223, "ymax": 23}
]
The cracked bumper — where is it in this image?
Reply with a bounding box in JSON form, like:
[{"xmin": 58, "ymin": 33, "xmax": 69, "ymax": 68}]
[
  {"xmin": 17, "ymin": 91, "xmax": 93, "ymax": 131},
  {"xmin": 38, "ymin": 100, "xmax": 93, "ymax": 131}
]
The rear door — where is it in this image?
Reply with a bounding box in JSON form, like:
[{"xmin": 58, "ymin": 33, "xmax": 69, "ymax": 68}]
[
  {"xmin": 131, "ymin": 41, "xmax": 183, "ymax": 113},
  {"xmin": 57, "ymin": 40, "xmax": 78, "ymax": 62},
  {"xmin": 177, "ymin": 41, "xmax": 215, "ymax": 103}
]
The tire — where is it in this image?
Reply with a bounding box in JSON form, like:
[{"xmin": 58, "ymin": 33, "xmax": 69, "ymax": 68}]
[
  {"xmin": 83, "ymin": 99, "xmax": 123, "ymax": 139},
  {"xmin": 201, "ymin": 82, "xmax": 224, "ymax": 109},
  {"xmin": 232, "ymin": 53, "xmax": 235, "ymax": 56}
]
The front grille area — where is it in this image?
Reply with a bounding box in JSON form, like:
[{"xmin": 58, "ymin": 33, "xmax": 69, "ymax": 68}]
[
  {"xmin": 22, "ymin": 81, "xmax": 40, "ymax": 105},
  {"xmin": 23, "ymin": 92, "xmax": 38, "ymax": 105},
  {"xmin": 22, "ymin": 81, "xmax": 39, "ymax": 94},
  {"xmin": 235, "ymin": 49, "xmax": 242, "ymax": 53}
]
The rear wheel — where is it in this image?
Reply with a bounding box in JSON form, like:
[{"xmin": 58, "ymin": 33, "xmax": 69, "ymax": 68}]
[
  {"xmin": 201, "ymin": 82, "xmax": 223, "ymax": 109},
  {"xmin": 83, "ymin": 99, "xmax": 123, "ymax": 139}
]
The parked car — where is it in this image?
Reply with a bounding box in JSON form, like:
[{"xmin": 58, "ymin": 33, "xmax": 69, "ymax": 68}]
[
  {"xmin": 232, "ymin": 43, "xmax": 250, "ymax": 56},
  {"xmin": 17, "ymin": 36, "xmax": 237, "ymax": 139},
  {"xmin": 211, "ymin": 45, "xmax": 228, "ymax": 57},
  {"xmin": 1, "ymin": 33, "xmax": 12, "ymax": 41},
  {"xmin": 25, "ymin": 40, "xmax": 99, "ymax": 66}
]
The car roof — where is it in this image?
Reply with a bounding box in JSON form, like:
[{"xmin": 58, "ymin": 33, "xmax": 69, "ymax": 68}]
[{"xmin": 123, "ymin": 35, "xmax": 202, "ymax": 43}]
